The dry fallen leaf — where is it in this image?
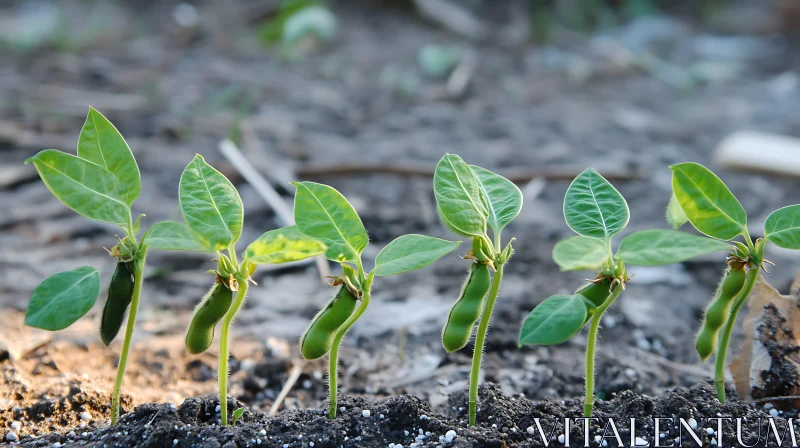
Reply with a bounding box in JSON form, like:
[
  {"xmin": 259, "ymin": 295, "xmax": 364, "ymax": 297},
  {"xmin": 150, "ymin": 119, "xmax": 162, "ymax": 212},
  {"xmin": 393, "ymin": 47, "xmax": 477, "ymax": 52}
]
[{"xmin": 730, "ymin": 272, "xmax": 800, "ymax": 406}]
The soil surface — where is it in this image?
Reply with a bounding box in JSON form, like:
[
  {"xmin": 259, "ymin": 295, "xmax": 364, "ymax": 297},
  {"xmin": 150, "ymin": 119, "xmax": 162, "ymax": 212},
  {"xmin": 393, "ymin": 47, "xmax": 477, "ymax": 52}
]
[{"xmin": 3, "ymin": 0, "xmax": 800, "ymax": 446}]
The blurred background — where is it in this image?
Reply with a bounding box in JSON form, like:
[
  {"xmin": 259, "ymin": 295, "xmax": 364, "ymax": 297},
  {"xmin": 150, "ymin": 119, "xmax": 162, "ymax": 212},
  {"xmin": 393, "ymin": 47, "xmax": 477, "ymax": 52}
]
[{"xmin": 2, "ymin": 0, "xmax": 800, "ymax": 426}]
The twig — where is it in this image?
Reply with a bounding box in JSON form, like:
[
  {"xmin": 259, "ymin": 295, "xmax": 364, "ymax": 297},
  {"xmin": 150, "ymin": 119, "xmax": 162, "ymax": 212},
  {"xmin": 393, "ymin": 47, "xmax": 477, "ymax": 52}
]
[
  {"xmin": 446, "ymin": 50, "xmax": 478, "ymax": 98},
  {"xmin": 269, "ymin": 360, "xmax": 305, "ymax": 416},
  {"xmin": 218, "ymin": 140, "xmax": 329, "ymax": 279},
  {"xmin": 751, "ymin": 395, "xmax": 800, "ymax": 404},
  {"xmin": 412, "ymin": 0, "xmax": 488, "ymax": 41},
  {"xmin": 297, "ymin": 162, "xmax": 644, "ymax": 183}
]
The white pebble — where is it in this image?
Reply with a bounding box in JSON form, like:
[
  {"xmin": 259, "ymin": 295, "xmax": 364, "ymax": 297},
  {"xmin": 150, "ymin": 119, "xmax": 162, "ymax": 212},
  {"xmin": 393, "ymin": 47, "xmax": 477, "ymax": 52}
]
[
  {"xmin": 705, "ymin": 428, "xmax": 715, "ymax": 435},
  {"xmin": 558, "ymin": 434, "xmax": 565, "ymax": 443},
  {"xmin": 420, "ymin": 415, "xmax": 428, "ymax": 420},
  {"xmin": 260, "ymin": 429, "xmax": 267, "ymax": 436},
  {"xmin": 340, "ymin": 407, "xmax": 346, "ymax": 412},
  {"xmin": 10, "ymin": 422, "xmax": 21, "ymax": 431},
  {"xmin": 445, "ymin": 430, "xmax": 457, "ymax": 443},
  {"xmin": 491, "ymin": 424, "xmax": 497, "ymax": 429},
  {"xmin": 309, "ymin": 443, "xmax": 314, "ymax": 447},
  {"xmin": 688, "ymin": 418, "xmax": 698, "ymax": 430},
  {"xmin": 6, "ymin": 431, "xmax": 18, "ymax": 442},
  {"xmin": 527, "ymin": 426, "xmax": 535, "ymax": 435},
  {"xmin": 52, "ymin": 443, "xmax": 62, "ymax": 448},
  {"xmin": 80, "ymin": 412, "xmax": 92, "ymax": 422},
  {"xmin": 711, "ymin": 438, "xmax": 718, "ymax": 445},
  {"xmin": 770, "ymin": 408, "xmax": 779, "ymax": 417},
  {"xmin": 595, "ymin": 435, "xmax": 602, "ymax": 443},
  {"xmin": 173, "ymin": 439, "xmax": 178, "ymax": 446},
  {"xmin": 635, "ymin": 437, "xmax": 648, "ymax": 446},
  {"xmin": 362, "ymin": 410, "xmax": 371, "ymax": 418},
  {"xmin": 215, "ymin": 405, "xmax": 221, "ymax": 413}
]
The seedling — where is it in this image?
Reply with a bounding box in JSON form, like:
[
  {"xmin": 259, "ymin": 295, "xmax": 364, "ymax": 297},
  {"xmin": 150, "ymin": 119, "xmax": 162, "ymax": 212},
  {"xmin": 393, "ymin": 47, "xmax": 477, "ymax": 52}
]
[
  {"xmin": 518, "ymin": 168, "xmax": 732, "ymax": 417},
  {"xmin": 172, "ymin": 155, "xmax": 328, "ymax": 426},
  {"xmin": 667, "ymin": 162, "xmax": 800, "ymax": 403},
  {"xmin": 23, "ymin": 107, "xmax": 185, "ymax": 424},
  {"xmin": 432, "ymin": 153, "xmax": 522, "ymax": 426},
  {"xmin": 291, "ymin": 180, "xmax": 461, "ymax": 419}
]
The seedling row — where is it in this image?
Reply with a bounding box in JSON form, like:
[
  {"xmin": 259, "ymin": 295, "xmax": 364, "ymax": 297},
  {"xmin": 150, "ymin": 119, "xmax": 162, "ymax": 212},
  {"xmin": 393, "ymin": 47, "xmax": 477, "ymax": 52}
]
[{"xmin": 24, "ymin": 108, "xmax": 800, "ymax": 427}]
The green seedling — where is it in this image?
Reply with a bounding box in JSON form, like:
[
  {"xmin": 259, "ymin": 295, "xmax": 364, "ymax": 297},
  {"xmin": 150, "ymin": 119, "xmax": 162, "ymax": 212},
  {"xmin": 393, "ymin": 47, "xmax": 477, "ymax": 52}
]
[
  {"xmin": 232, "ymin": 407, "xmax": 245, "ymax": 425},
  {"xmin": 291, "ymin": 181, "xmax": 461, "ymax": 419},
  {"xmin": 667, "ymin": 162, "xmax": 800, "ymax": 403},
  {"xmin": 171, "ymin": 155, "xmax": 328, "ymax": 426},
  {"xmin": 23, "ymin": 107, "xmax": 192, "ymax": 424},
  {"xmin": 518, "ymin": 168, "xmax": 732, "ymax": 417},
  {"xmin": 432, "ymin": 153, "xmax": 522, "ymax": 426}
]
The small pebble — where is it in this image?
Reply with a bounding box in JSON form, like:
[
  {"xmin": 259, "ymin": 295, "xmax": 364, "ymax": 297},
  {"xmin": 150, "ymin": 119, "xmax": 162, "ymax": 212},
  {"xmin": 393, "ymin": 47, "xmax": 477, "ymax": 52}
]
[
  {"xmin": 309, "ymin": 442, "xmax": 314, "ymax": 447},
  {"xmin": 52, "ymin": 443, "xmax": 62, "ymax": 448},
  {"xmin": 770, "ymin": 409, "xmax": 780, "ymax": 417},
  {"xmin": 688, "ymin": 418, "xmax": 698, "ymax": 430},
  {"xmin": 558, "ymin": 434, "xmax": 565, "ymax": 443},
  {"xmin": 445, "ymin": 430, "xmax": 457, "ymax": 443},
  {"xmin": 215, "ymin": 405, "xmax": 221, "ymax": 413},
  {"xmin": 527, "ymin": 426, "xmax": 535, "ymax": 435},
  {"xmin": 80, "ymin": 412, "xmax": 92, "ymax": 422},
  {"xmin": 259, "ymin": 429, "xmax": 267, "ymax": 436},
  {"xmin": 705, "ymin": 428, "xmax": 715, "ymax": 435},
  {"xmin": 6, "ymin": 431, "xmax": 18, "ymax": 442},
  {"xmin": 635, "ymin": 437, "xmax": 648, "ymax": 446},
  {"xmin": 362, "ymin": 410, "xmax": 371, "ymax": 418},
  {"xmin": 173, "ymin": 439, "xmax": 178, "ymax": 446},
  {"xmin": 10, "ymin": 422, "xmax": 21, "ymax": 431}
]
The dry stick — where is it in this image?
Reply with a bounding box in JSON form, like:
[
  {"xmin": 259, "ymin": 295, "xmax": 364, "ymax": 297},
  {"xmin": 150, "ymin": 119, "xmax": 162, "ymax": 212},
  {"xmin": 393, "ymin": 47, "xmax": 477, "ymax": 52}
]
[
  {"xmin": 218, "ymin": 139, "xmax": 330, "ymax": 279},
  {"xmin": 751, "ymin": 396, "xmax": 800, "ymax": 404},
  {"xmin": 296, "ymin": 162, "xmax": 644, "ymax": 183},
  {"xmin": 269, "ymin": 361, "xmax": 305, "ymax": 416}
]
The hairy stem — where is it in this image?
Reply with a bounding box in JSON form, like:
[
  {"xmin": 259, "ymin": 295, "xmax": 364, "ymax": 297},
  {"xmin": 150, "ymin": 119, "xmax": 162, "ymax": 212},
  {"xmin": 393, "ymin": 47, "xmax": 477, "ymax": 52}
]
[
  {"xmin": 469, "ymin": 263, "xmax": 504, "ymax": 426},
  {"xmin": 110, "ymin": 246, "xmax": 148, "ymax": 425},
  {"xmin": 715, "ymin": 268, "xmax": 759, "ymax": 402},
  {"xmin": 328, "ymin": 273, "xmax": 373, "ymax": 419},
  {"xmin": 218, "ymin": 277, "xmax": 249, "ymax": 426},
  {"xmin": 584, "ymin": 286, "xmax": 623, "ymax": 417}
]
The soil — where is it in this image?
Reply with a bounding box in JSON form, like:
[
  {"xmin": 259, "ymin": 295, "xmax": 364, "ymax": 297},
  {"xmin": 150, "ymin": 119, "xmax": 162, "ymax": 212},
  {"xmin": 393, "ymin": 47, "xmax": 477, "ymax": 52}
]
[{"xmin": 3, "ymin": 0, "xmax": 800, "ymax": 446}]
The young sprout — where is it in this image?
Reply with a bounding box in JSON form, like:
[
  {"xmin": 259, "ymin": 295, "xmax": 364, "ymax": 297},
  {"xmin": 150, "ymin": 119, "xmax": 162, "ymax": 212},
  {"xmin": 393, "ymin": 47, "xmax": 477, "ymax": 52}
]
[
  {"xmin": 432, "ymin": 154, "xmax": 522, "ymax": 426},
  {"xmin": 668, "ymin": 162, "xmax": 800, "ymax": 402},
  {"xmin": 24, "ymin": 108, "xmax": 182, "ymax": 424},
  {"xmin": 291, "ymin": 181, "xmax": 461, "ymax": 419},
  {"xmin": 168, "ymin": 155, "xmax": 327, "ymax": 426},
  {"xmin": 518, "ymin": 168, "xmax": 732, "ymax": 417}
]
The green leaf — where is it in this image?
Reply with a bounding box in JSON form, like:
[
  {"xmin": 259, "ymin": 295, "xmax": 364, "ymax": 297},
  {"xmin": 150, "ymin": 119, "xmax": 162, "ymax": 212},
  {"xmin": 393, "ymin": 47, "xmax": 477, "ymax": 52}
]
[
  {"xmin": 552, "ymin": 236, "xmax": 609, "ymax": 271},
  {"xmin": 433, "ymin": 154, "xmax": 488, "ymax": 237},
  {"xmin": 245, "ymin": 225, "xmax": 327, "ymax": 264},
  {"xmin": 470, "ymin": 165, "xmax": 523, "ymax": 234},
  {"xmin": 563, "ymin": 168, "xmax": 629, "ymax": 241},
  {"xmin": 670, "ymin": 162, "xmax": 746, "ymax": 240},
  {"xmin": 143, "ymin": 221, "xmax": 213, "ymax": 252},
  {"xmin": 25, "ymin": 266, "xmax": 100, "ymax": 331},
  {"xmin": 77, "ymin": 107, "xmax": 140, "ymax": 206},
  {"xmin": 232, "ymin": 407, "xmax": 245, "ymax": 424},
  {"xmin": 518, "ymin": 294, "xmax": 588, "ymax": 346},
  {"xmin": 666, "ymin": 193, "xmax": 688, "ymax": 230},
  {"xmin": 292, "ymin": 181, "xmax": 368, "ymax": 263},
  {"xmin": 179, "ymin": 155, "xmax": 244, "ymax": 251},
  {"xmin": 26, "ymin": 149, "xmax": 130, "ymax": 226},
  {"xmin": 616, "ymin": 229, "xmax": 731, "ymax": 266},
  {"xmin": 765, "ymin": 205, "xmax": 800, "ymax": 249},
  {"xmin": 372, "ymin": 235, "xmax": 461, "ymax": 277}
]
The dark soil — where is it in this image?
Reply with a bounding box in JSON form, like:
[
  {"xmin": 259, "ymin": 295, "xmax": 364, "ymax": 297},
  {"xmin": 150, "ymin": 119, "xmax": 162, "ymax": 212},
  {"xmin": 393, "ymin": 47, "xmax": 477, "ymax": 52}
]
[{"xmin": 6, "ymin": 383, "xmax": 794, "ymax": 447}]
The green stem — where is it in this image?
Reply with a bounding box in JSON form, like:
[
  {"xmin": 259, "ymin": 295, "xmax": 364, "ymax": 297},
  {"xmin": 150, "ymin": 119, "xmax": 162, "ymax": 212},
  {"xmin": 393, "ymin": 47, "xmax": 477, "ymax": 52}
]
[
  {"xmin": 328, "ymin": 273, "xmax": 373, "ymax": 419},
  {"xmin": 110, "ymin": 246, "xmax": 148, "ymax": 424},
  {"xmin": 468, "ymin": 263, "xmax": 504, "ymax": 426},
  {"xmin": 218, "ymin": 276, "xmax": 249, "ymax": 426},
  {"xmin": 584, "ymin": 285, "xmax": 623, "ymax": 417},
  {"xmin": 714, "ymin": 267, "xmax": 759, "ymax": 402}
]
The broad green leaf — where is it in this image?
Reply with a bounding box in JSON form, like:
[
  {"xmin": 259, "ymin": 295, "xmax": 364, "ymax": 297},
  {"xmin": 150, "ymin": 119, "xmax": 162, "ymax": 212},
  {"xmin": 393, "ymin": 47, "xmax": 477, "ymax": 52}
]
[
  {"xmin": 470, "ymin": 165, "xmax": 523, "ymax": 234},
  {"xmin": 292, "ymin": 181, "xmax": 368, "ymax": 262},
  {"xmin": 245, "ymin": 225, "xmax": 327, "ymax": 264},
  {"xmin": 670, "ymin": 163, "xmax": 746, "ymax": 240},
  {"xmin": 666, "ymin": 193, "xmax": 688, "ymax": 230},
  {"xmin": 26, "ymin": 149, "xmax": 130, "ymax": 226},
  {"xmin": 765, "ymin": 205, "xmax": 800, "ymax": 249},
  {"xmin": 616, "ymin": 229, "xmax": 730, "ymax": 266},
  {"xmin": 179, "ymin": 155, "xmax": 243, "ymax": 251},
  {"xmin": 372, "ymin": 234, "xmax": 461, "ymax": 277},
  {"xmin": 77, "ymin": 108, "xmax": 140, "ymax": 205},
  {"xmin": 552, "ymin": 236, "xmax": 609, "ymax": 271},
  {"xmin": 518, "ymin": 294, "xmax": 588, "ymax": 346},
  {"xmin": 25, "ymin": 266, "xmax": 100, "ymax": 331},
  {"xmin": 563, "ymin": 168, "xmax": 629, "ymax": 241},
  {"xmin": 433, "ymin": 154, "xmax": 488, "ymax": 237},
  {"xmin": 143, "ymin": 221, "xmax": 213, "ymax": 252}
]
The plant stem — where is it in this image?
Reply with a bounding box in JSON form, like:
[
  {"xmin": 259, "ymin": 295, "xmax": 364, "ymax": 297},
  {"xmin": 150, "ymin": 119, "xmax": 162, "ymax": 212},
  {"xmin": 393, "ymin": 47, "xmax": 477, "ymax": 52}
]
[
  {"xmin": 584, "ymin": 286, "xmax": 623, "ymax": 417},
  {"xmin": 218, "ymin": 276, "xmax": 249, "ymax": 426},
  {"xmin": 328, "ymin": 273, "xmax": 373, "ymax": 419},
  {"xmin": 468, "ymin": 263, "xmax": 504, "ymax": 426},
  {"xmin": 110, "ymin": 246, "xmax": 148, "ymax": 425},
  {"xmin": 714, "ymin": 267, "xmax": 759, "ymax": 402}
]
